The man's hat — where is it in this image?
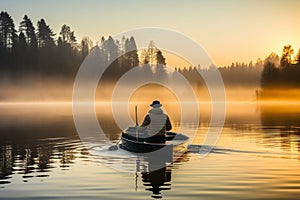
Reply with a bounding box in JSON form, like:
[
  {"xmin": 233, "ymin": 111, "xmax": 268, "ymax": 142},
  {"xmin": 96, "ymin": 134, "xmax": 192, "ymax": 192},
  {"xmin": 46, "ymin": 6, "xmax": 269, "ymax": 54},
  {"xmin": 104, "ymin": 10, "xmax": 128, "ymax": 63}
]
[{"xmin": 150, "ymin": 100, "xmax": 162, "ymax": 108}]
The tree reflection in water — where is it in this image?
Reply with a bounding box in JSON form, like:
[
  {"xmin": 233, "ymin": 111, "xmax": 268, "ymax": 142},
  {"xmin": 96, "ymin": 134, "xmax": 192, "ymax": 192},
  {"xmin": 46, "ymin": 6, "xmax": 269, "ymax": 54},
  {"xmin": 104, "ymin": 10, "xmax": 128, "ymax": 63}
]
[{"xmin": 0, "ymin": 116, "xmax": 80, "ymax": 185}]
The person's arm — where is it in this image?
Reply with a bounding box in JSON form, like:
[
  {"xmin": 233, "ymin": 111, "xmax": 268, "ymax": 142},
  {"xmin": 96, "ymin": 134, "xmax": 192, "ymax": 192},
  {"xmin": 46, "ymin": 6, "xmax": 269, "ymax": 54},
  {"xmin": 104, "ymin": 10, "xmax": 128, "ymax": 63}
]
[
  {"xmin": 141, "ymin": 115, "xmax": 151, "ymax": 127},
  {"xmin": 166, "ymin": 115, "xmax": 172, "ymax": 131}
]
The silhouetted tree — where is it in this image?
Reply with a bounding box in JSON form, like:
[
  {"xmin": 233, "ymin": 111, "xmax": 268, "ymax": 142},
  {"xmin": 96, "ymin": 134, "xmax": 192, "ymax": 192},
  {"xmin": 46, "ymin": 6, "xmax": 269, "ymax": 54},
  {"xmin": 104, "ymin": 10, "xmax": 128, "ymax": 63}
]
[
  {"xmin": 15, "ymin": 32, "xmax": 27, "ymax": 71},
  {"xmin": 140, "ymin": 40, "xmax": 157, "ymax": 65},
  {"xmin": 0, "ymin": 11, "xmax": 18, "ymax": 71},
  {"xmin": 37, "ymin": 19, "xmax": 56, "ymax": 74},
  {"xmin": 294, "ymin": 49, "xmax": 300, "ymax": 64},
  {"xmin": 261, "ymin": 61, "xmax": 278, "ymax": 88},
  {"xmin": 248, "ymin": 61, "xmax": 253, "ymax": 68},
  {"xmin": 0, "ymin": 11, "xmax": 18, "ymax": 49},
  {"xmin": 19, "ymin": 15, "xmax": 38, "ymax": 71},
  {"xmin": 124, "ymin": 36, "xmax": 139, "ymax": 68},
  {"xmin": 103, "ymin": 36, "xmax": 119, "ymax": 63},
  {"xmin": 139, "ymin": 41, "xmax": 170, "ymax": 79},
  {"xmin": 155, "ymin": 50, "xmax": 167, "ymax": 80},
  {"xmin": 98, "ymin": 36, "xmax": 121, "ymax": 82},
  {"xmin": 17, "ymin": 32, "xmax": 27, "ymax": 50},
  {"xmin": 80, "ymin": 36, "xmax": 93, "ymax": 60},
  {"xmin": 156, "ymin": 50, "xmax": 166, "ymax": 65},
  {"xmin": 59, "ymin": 24, "xmax": 77, "ymax": 48},
  {"xmin": 265, "ymin": 52, "xmax": 279, "ymax": 67},
  {"xmin": 56, "ymin": 24, "xmax": 80, "ymax": 75},
  {"xmin": 37, "ymin": 19, "xmax": 55, "ymax": 48},
  {"xmin": 280, "ymin": 45, "xmax": 294, "ymax": 67},
  {"xmin": 19, "ymin": 15, "xmax": 38, "ymax": 49}
]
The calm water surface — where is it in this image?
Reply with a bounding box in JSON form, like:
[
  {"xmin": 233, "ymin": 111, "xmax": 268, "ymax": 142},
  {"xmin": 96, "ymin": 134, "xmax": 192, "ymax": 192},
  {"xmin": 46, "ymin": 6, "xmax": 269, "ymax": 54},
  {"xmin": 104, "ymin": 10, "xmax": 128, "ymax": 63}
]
[{"xmin": 1, "ymin": 102, "xmax": 300, "ymax": 199}]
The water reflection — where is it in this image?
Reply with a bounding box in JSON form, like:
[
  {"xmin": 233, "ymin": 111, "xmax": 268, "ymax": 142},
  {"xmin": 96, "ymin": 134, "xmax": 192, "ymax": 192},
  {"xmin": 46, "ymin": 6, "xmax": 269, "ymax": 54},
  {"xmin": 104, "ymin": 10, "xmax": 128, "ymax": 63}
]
[
  {"xmin": 0, "ymin": 103, "xmax": 189, "ymax": 200},
  {"xmin": 259, "ymin": 103, "xmax": 300, "ymax": 156},
  {"xmin": 2, "ymin": 102, "xmax": 300, "ymax": 199},
  {"xmin": 142, "ymin": 166, "xmax": 171, "ymax": 199},
  {"xmin": 133, "ymin": 151, "xmax": 187, "ymax": 199},
  {"xmin": 0, "ymin": 104, "xmax": 80, "ymax": 185},
  {"xmin": 0, "ymin": 136, "xmax": 81, "ymax": 184}
]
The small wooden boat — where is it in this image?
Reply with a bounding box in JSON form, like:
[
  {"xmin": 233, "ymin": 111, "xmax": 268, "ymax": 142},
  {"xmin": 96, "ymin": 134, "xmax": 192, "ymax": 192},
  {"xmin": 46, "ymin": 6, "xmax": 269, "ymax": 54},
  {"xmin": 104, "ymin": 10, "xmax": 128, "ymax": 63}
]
[{"xmin": 120, "ymin": 126, "xmax": 189, "ymax": 153}]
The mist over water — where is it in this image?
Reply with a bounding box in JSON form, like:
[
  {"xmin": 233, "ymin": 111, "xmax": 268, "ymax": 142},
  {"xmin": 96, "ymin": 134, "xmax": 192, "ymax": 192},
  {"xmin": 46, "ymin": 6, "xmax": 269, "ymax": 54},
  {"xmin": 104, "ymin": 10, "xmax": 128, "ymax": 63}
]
[
  {"xmin": 2, "ymin": 75, "xmax": 300, "ymax": 107},
  {"xmin": 0, "ymin": 76, "xmax": 74, "ymax": 102}
]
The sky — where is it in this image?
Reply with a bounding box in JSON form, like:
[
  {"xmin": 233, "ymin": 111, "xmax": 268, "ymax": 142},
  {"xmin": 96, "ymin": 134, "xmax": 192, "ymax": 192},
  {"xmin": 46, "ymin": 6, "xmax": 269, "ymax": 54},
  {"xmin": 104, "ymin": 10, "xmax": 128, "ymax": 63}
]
[{"xmin": 1, "ymin": 0, "xmax": 300, "ymax": 67}]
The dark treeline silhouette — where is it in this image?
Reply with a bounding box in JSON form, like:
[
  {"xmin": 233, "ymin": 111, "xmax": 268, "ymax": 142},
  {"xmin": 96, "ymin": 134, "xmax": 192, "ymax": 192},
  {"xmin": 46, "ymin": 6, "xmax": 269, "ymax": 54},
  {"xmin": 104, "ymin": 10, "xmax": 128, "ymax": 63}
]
[
  {"xmin": 99, "ymin": 38, "xmax": 169, "ymax": 84},
  {"xmin": 261, "ymin": 45, "xmax": 300, "ymax": 88},
  {"xmin": 258, "ymin": 45, "xmax": 300, "ymax": 99},
  {"xmin": 0, "ymin": 11, "xmax": 168, "ymax": 83},
  {"xmin": 219, "ymin": 60, "xmax": 263, "ymax": 86},
  {"xmin": 0, "ymin": 11, "xmax": 90, "ymax": 78},
  {"xmin": 0, "ymin": 11, "xmax": 263, "ymax": 82},
  {"xmin": 176, "ymin": 60, "xmax": 263, "ymax": 88}
]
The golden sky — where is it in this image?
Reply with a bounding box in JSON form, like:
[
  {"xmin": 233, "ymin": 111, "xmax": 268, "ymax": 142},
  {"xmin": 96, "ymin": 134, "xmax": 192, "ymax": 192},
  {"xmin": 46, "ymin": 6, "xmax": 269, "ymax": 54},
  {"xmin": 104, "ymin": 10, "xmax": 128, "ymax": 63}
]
[{"xmin": 2, "ymin": 0, "xmax": 300, "ymax": 66}]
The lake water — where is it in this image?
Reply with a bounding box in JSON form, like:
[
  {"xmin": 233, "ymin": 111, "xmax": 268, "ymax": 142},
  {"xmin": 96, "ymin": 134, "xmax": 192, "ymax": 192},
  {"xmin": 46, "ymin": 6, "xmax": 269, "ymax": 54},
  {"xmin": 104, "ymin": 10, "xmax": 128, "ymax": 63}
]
[{"xmin": 1, "ymin": 101, "xmax": 300, "ymax": 199}]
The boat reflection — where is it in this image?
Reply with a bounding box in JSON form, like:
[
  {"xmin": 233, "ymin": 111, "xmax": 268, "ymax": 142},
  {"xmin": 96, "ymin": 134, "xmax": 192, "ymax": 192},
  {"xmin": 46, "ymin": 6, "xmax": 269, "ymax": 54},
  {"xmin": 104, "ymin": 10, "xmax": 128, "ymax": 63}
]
[
  {"xmin": 133, "ymin": 151, "xmax": 189, "ymax": 199},
  {"xmin": 142, "ymin": 164, "xmax": 171, "ymax": 199}
]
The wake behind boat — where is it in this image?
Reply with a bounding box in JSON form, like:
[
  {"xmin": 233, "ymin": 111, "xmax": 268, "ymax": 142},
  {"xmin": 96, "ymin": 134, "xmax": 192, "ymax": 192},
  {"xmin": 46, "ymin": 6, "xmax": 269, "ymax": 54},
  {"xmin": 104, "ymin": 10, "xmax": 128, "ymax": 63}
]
[{"xmin": 120, "ymin": 126, "xmax": 189, "ymax": 153}]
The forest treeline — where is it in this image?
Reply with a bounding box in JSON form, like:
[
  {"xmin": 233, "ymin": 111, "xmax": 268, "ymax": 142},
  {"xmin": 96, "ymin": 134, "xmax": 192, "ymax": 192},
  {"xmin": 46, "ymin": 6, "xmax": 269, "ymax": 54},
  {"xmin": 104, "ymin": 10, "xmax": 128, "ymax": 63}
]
[
  {"xmin": 0, "ymin": 11, "xmax": 92, "ymax": 78},
  {"xmin": 0, "ymin": 11, "xmax": 171, "ymax": 82},
  {"xmin": 0, "ymin": 11, "xmax": 264, "ymax": 87},
  {"xmin": 0, "ymin": 11, "xmax": 274, "ymax": 90}
]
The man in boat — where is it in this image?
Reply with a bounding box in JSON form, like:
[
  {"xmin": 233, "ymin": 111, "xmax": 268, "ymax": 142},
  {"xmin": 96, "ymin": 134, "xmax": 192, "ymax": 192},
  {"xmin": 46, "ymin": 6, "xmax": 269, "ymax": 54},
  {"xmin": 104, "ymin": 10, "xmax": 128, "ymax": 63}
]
[{"xmin": 141, "ymin": 100, "xmax": 172, "ymax": 143}]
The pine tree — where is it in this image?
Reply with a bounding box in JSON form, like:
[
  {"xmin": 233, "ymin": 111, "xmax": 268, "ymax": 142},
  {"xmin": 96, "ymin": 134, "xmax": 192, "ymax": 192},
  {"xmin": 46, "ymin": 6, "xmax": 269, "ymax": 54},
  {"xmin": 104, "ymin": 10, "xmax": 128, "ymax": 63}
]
[
  {"xmin": 19, "ymin": 15, "xmax": 38, "ymax": 49},
  {"xmin": 80, "ymin": 36, "xmax": 93, "ymax": 60},
  {"xmin": 59, "ymin": 24, "xmax": 77, "ymax": 48},
  {"xmin": 0, "ymin": 11, "xmax": 18, "ymax": 50},
  {"xmin": 124, "ymin": 36, "xmax": 139, "ymax": 67},
  {"xmin": 37, "ymin": 19, "xmax": 55, "ymax": 48}
]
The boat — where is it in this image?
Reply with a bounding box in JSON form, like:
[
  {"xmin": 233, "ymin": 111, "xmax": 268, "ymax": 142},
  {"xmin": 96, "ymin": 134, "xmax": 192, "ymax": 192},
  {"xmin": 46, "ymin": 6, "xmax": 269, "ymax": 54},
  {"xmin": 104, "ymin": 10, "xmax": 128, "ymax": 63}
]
[{"xmin": 120, "ymin": 126, "xmax": 189, "ymax": 153}]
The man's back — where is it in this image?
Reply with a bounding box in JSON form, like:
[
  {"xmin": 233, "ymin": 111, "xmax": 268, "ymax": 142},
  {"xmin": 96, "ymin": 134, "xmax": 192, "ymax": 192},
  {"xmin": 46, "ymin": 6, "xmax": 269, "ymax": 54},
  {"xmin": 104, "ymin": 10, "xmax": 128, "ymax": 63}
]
[{"xmin": 142, "ymin": 107, "xmax": 172, "ymax": 137}]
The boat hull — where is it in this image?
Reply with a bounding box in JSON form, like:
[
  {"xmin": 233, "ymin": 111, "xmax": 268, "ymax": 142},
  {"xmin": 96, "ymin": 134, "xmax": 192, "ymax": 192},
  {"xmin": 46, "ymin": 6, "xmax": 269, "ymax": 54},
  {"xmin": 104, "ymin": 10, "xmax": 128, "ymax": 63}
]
[
  {"xmin": 120, "ymin": 128, "xmax": 189, "ymax": 153},
  {"xmin": 121, "ymin": 135, "xmax": 167, "ymax": 153}
]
